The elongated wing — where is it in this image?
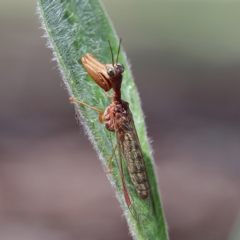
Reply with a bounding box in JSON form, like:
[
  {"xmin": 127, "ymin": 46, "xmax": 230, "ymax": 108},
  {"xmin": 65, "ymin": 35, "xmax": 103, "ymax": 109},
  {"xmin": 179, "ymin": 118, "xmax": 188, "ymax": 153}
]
[
  {"xmin": 117, "ymin": 106, "xmax": 150, "ymax": 200},
  {"xmin": 115, "ymin": 133, "xmax": 131, "ymax": 207},
  {"xmin": 115, "ymin": 129, "xmax": 144, "ymax": 222},
  {"xmin": 113, "ymin": 105, "xmax": 153, "ymax": 223}
]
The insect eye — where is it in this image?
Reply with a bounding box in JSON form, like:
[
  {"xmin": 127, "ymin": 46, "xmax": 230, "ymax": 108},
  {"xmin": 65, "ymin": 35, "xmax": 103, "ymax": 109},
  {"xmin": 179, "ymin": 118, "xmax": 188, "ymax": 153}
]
[
  {"xmin": 107, "ymin": 67, "xmax": 115, "ymax": 77},
  {"xmin": 117, "ymin": 63, "xmax": 124, "ymax": 70}
]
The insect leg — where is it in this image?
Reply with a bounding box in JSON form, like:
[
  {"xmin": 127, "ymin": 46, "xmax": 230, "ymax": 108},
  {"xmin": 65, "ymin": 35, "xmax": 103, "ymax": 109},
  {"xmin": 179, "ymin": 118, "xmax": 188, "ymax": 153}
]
[
  {"xmin": 107, "ymin": 144, "xmax": 117, "ymax": 173},
  {"xmin": 69, "ymin": 97, "xmax": 104, "ymax": 122},
  {"xmin": 104, "ymin": 92, "xmax": 113, "ymax": 98}
]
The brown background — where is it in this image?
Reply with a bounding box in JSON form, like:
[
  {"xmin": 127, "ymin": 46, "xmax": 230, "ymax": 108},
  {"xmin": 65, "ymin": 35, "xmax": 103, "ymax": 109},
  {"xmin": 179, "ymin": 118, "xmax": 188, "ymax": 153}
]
[{"xmin": 1, "ymin": 1, "xmax": 240, "ymax": 239}]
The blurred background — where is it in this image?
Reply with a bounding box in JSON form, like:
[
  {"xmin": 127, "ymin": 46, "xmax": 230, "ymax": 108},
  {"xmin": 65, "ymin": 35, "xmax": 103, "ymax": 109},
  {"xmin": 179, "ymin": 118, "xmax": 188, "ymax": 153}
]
[{"xmin": 1, "ymin": 0, "xmax": 240, "ymax": 239}]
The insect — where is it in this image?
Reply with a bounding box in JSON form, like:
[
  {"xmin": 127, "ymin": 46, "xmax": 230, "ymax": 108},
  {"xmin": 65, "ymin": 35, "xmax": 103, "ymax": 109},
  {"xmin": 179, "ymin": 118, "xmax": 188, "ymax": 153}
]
[{"xmin": 70, "ymin": 40, "xmax": 150, "ymax": 209}]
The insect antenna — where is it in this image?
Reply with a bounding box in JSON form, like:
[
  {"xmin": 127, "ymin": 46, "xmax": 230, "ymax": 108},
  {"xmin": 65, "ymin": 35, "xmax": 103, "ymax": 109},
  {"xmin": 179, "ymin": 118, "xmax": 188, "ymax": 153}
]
[
  {"xmin": 116, "ymin": 38, "xmax": 122, "ymax": 64},
  {"xmin": 108, "ymin": 40, "xmax": 114, "ymax": 67}
]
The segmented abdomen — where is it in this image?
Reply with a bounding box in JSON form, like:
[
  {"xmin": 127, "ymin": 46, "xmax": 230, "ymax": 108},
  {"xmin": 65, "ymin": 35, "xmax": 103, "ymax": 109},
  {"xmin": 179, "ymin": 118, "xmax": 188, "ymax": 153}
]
[{"xmin": 121, "ymin": 131, "xmax": 149, "ymax": 199}]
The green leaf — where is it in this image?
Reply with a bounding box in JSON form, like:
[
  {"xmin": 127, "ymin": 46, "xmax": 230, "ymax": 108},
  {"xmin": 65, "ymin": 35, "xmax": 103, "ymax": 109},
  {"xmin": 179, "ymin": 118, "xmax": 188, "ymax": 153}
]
[{"xmin": 37, "ymin": 0, "xmax": 168, "ymax": 239}]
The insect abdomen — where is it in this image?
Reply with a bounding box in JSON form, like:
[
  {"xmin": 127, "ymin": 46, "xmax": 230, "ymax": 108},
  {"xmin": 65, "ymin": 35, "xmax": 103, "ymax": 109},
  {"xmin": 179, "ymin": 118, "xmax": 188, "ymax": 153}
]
[{"xmin": 122, "ymin": 132, "xmax": 149, "ymax": 199}]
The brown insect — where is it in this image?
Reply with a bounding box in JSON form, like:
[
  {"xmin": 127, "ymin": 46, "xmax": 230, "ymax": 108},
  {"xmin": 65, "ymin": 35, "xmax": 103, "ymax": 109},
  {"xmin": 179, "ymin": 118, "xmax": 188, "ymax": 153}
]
[{"xmin": 70, "ymin": 40, "xmax": 150, "ymax": 208}]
